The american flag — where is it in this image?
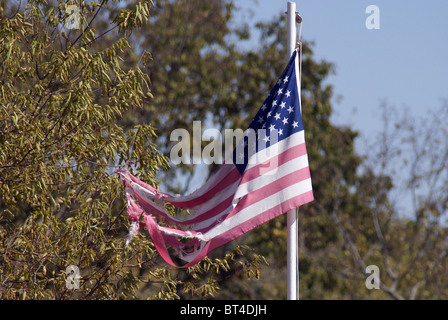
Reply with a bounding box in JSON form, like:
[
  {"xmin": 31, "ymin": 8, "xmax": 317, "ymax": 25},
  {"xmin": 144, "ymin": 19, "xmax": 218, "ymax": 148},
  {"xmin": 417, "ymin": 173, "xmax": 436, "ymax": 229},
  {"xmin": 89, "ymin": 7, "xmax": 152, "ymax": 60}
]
[{"xmin": 116, "ymin": 50, "xmax": 313, "ymax": 267}]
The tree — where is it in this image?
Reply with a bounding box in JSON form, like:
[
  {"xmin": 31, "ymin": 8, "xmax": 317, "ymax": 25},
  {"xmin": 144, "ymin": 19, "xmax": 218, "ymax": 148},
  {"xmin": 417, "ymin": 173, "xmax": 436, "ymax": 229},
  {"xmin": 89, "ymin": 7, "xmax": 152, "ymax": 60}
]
[
  {"xmin": 0, "ymin": 0, "xmax": 254, "ymax": 299},
  {"xmin": 0, "ymin": 0, "xmax": 166, "ymax": 299},
  {"xmin": 353, "ymin": 102, "xmax": 448, "ymax": 299}
]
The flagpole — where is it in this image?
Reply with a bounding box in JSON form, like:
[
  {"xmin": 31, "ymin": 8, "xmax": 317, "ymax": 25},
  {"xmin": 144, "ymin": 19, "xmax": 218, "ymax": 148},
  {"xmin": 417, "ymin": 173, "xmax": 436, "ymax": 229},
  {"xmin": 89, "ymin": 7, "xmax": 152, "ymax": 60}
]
[{"xmin": 286, "ymin": 1, "xmax": 299, "ymax": 301}]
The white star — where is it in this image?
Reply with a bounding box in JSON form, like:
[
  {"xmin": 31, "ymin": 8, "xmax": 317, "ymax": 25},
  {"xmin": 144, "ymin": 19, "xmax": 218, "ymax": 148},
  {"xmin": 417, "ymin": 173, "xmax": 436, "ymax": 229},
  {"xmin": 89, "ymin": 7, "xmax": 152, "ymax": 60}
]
[
  {"xmin": 280, "ymin": 101, "xmax": 286, "ymax": 109},
  {"xmin": 274, "ymin": 113, "xmax": 281, "ymax": 120},
  {"xmin": 263, "ymin": 135, "xmax": 270, "ymax": 143},
  {"xmin": 287, "ymin": 106, "xmax": 294, "ymax": 114},
  {"xmin": 261, "ymin": 103, "xmax": 267, "ymax": 111},
  {"xmin": 282, "ymin": 117, "xmax": 289, "ymax": 125},
  {"xmin": 292, "ymin": 121, "xmax": 299, "ymax": 128},
  {"xmin": 267, "ymin": 111, "xmax": 272, "ymax": 118},
  {"xmin": 262, "ymin": 122, "xmax": 266, "ymax": 129},
  {"xmin": 277, "ymin": 88, "xmax": 283, "ymax": 96},
  {"xmin": 258, "ymin": 116, "xmax": 264, "ymax": 124},
  {"xmin": 285, "ymin": 90, "xmax": 291, "ymax": 98},
  {"xmin": 272, "ymin": 100, "xmax": 278, "ymax": 107},
  {"xmin": 278, "ymin": 129, "xmax": 284, "ymax": 136},
  {"xmin": 269, "ymin": 124, "xmax": 276, "ymax": 132},
  {"xmin": 283, "ymin": 76, "xmax": 289, "ymax": 83}
]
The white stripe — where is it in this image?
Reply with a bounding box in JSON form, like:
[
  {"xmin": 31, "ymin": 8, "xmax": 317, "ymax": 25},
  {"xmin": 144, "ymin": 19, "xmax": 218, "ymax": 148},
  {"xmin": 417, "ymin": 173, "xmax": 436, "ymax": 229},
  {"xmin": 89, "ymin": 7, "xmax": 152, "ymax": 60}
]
[
  {"xmin": 235, "ymin": 153, "xmax": 310, "ymax": 200},
  {"xmin": 203, "ymin": 178, "xmax": 313, "ymax": 240},
  {"xmin": 130, "ymin": 181, "xmax": 167, "ymax": 213},
  {"xmin": 157, "ymin": 225, "xmax": 208, "ymax": 242},
  {"xmin": 187, "ymin": 178, "xmax": 240, "ymax": 215},
  {"xmin": 191, "ymin": 203, "xmax": 234, "ymax": 231}
]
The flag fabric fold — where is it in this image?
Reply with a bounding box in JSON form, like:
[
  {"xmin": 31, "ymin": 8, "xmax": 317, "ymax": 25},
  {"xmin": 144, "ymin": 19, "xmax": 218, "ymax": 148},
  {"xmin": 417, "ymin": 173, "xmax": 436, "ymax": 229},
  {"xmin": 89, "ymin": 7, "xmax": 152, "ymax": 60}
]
[{"xmin": 116, "ymin": 49, "xmax": 314, "ymax": 268}]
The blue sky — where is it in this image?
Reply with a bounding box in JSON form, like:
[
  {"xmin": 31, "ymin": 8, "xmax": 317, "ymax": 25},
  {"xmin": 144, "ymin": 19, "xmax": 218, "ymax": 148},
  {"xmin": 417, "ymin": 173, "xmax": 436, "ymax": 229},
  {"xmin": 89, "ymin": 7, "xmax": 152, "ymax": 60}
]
[{"xmin": 234, "ymin": 0, "xmax": 448, "ymax": 152}]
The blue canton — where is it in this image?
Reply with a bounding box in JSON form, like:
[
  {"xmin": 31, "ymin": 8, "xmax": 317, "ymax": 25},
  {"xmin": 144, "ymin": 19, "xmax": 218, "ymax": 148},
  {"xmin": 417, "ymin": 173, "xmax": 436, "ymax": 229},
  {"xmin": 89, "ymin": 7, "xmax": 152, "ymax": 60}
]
[{"xmin": 233, "ymin": 50, "xmax": 304, "ymax": 174}]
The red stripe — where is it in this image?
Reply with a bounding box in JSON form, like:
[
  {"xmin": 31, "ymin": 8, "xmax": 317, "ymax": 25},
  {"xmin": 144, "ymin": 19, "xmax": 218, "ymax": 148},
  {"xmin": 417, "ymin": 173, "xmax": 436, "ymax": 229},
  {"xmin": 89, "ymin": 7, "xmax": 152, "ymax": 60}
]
[
  {"xmin": 119, "ymin": 165, "xmax": 239, "ymax": 210},
  {"xmin": 182, "ymin": 195, "xmax": 234, "ymax": 225},
  {"xmin": 165, "ymin": 166, "xmax": 241, "ymax": 208},
  {"xmin": 164, "ymin": 163, "xmax": 237, "ymax": 204},
  {"xmin": 196, "ymin": 166, "xmax": 311, "ymax": 234},
  {"xmin": 163, "ymin": 144, "xmax": 307, "ymax": 220},
  {"xmin": 143, "ymin": 213, "xmax": 211, "ymax": 268},
  {"xmin": 240, "ymin": 142, "xmax": 307, "ymax": 185},
  {"xmin": 125, "ymin": 171, "xmax": 171, "ymax": 198},
  {"xmin": 125, "ymin": 180, "xmax": 167, "ymax": 217},
  {"xmin": 207, "ymin": 190, "xmax": 314, "ymax": 251}
]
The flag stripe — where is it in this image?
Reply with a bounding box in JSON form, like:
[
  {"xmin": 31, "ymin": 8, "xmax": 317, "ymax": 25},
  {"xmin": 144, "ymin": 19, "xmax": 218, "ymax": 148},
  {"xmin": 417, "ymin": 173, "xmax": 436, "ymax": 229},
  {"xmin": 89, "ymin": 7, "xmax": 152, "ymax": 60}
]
[
  {"xmin": 204, "ymin": 190, "xmax": 314, "ymax": 256},
  {"xmin": 243, "ymin": 130, "xmax": 305, "ymax": 172},
  {"xmin": 132, "ymin": 182, "xmax": 235, "ymax": 226},
  {"xmin": 165, "ymin": 163, "xmax": 237, "ymax": 204},
  {"xmin": 239, "ymin": 142, "xmax": 308, "ymax": 185},
  {"xmin": 122, "ymin": 166, "xmax": 240, "ymax": 225},
  {"xmin": 166, "ymin": 166, "xmax": 241, "ymax": 208},
  {"xmin": 200, "ymin": 170, "xmax": 312, "ymax": 236}
]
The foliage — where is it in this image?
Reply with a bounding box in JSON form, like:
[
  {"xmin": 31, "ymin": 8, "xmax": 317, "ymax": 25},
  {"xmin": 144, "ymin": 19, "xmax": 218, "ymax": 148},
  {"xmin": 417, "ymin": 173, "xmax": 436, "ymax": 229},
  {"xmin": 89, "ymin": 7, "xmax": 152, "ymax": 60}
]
[
  {"xmin": 0, "ymin": 0, "xmax": 164, "ymax": 299},
  {"xmin": 356, "ymin": 102, "xmax": 448, "ymax": 299},
  {"xmin": 0, "ymin": 0, "xmax": 259, "ymax": 299},
  {"xmin": 1, "ymin": 0, "xmax": 446, "ymax": 300}
]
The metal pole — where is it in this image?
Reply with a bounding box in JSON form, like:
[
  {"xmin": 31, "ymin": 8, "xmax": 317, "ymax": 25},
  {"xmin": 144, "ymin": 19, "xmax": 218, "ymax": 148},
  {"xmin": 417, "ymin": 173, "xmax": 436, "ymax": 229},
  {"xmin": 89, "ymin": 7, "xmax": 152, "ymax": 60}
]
[{"xmin": 286, "ymin": 1, "xmax": 299, "ymax": 301}]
